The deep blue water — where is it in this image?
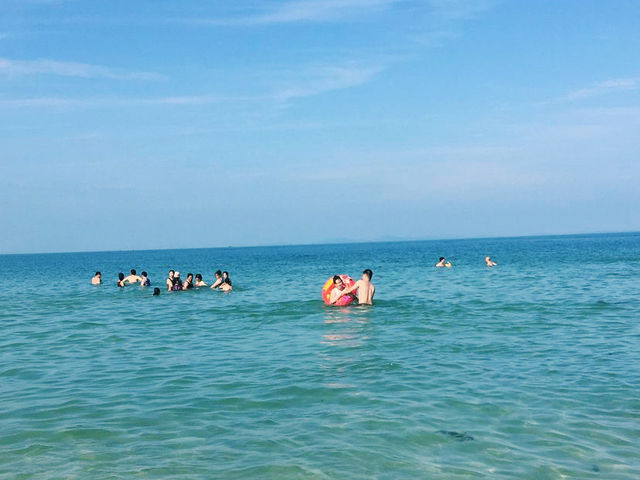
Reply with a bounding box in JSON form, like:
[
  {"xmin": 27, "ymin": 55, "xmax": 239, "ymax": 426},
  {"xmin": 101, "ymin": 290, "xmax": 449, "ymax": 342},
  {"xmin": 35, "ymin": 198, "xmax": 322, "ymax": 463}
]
[{"xmin": 1, "ymin": 233, "xmax": 639, "ymax": 479}]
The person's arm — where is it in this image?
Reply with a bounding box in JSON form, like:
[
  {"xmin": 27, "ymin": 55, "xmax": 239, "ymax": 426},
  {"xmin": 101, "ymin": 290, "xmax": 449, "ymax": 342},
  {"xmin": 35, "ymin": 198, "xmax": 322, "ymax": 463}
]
[
  {"xmin": 340, "ymin": 280, "xmax": 360, "ymax": 297},
  {"xmin": 210, "ymin": 279, "xmax": 222, "ymax": 289},
  {"xmin": 167, "ymin": 279, "xmax": 172, "ymax": 291}
]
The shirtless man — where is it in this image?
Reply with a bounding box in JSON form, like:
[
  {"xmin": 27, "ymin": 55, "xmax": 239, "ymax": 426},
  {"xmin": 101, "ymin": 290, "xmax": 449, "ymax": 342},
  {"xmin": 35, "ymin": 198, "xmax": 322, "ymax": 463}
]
[
  {"xmin": 436, "ymin": 257, "xmax": 452, "ymax": 268},
  {"xmin": 91, "ymin": 272, "xmax": 102, "ymax": 285},
  {"xmin": 194, "ymin": 274, "xmax": 207, "ymax": 287},
  {"xmin": 124, "ymin": 269, "xmax": 143, "ymax": 285},
  {"xmin": 335, "ymin": 269, "xmax": 376, "ymax": 305},
  {"xmin": 485, "ymin": 256, "xmax": 497, "ymax": 267}
]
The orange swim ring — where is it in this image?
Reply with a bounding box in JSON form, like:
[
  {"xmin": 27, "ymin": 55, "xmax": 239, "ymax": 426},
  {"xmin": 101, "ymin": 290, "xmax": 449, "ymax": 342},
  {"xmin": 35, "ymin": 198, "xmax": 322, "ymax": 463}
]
[{"xmin": 322, "ymin": 274, "xmax": 356, "ymax": 306}]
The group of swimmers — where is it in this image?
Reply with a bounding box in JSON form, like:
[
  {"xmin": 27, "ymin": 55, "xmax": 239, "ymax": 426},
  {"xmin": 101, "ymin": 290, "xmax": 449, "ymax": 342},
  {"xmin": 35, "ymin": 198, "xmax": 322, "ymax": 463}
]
[
  {"xmin": 436, "ymin": 256, "xmax": 497, "ymax": 268},
  {"xmin": 90, "ymin": 268, "xmax": 233, "ymax": 293}
]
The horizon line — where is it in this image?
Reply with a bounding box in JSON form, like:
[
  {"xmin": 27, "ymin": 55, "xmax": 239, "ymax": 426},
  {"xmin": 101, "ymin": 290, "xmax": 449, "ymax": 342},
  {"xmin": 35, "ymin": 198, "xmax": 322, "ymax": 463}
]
[{"xmin": 1, "ymin": 230, "xmax": 638, "ymax": 257}]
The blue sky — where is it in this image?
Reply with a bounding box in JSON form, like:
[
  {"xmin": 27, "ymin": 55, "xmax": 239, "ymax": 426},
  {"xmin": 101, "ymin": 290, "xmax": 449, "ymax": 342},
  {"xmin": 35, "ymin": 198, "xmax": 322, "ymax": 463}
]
[{"xmin": 1, "ymin": 0, "xmax": 639, "ymax": 253}]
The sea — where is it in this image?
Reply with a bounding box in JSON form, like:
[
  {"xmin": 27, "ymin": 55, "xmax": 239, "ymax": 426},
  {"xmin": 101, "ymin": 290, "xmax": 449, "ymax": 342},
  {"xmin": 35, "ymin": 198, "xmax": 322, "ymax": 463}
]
[{"xmin": 1, "ymin": 232, "xmax": 639, "ymax": 479}]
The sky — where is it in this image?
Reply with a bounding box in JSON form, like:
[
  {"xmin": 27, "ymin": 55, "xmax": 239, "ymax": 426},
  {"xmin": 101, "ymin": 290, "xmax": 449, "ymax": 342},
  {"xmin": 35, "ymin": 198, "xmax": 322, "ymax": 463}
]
[{"xmin": 1, "ymin": 0, "xmax": 639, "ymax": 254}]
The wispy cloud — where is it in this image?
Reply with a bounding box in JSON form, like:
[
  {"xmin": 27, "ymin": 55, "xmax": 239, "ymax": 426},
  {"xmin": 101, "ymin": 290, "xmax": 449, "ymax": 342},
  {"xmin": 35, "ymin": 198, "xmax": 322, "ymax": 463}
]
[
  {"xmin": 547, "ymin": 77, "xmax": 640, "ymax": 104},
  {"xmin": 272, "ymin": 62, "xmax": 385, "ymax": 101},
  {"xmin": 183, "ymin": 0, "xmax": 400, "ymax": 26},
  {"xmin": 0, "ymin": 57, "xmax": 163, "ymax": 80},
  {"xmin": 0, "ymin": 95, "xmax": 236, "ymax": 109}
]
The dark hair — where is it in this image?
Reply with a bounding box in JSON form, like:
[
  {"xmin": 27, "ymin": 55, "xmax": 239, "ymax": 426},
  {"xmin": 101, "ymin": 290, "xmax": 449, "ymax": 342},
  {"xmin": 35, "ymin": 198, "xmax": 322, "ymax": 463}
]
[
  {"xmin": 333, "ymin": 275, "xmax": 342, "ymax": 284},
  {"xmin": 130, "ymin": 269, "xmax": 136, "ymax": 275},
  {"xmin": 141, "ymin": 271, "xmax": 147, "ymax": 277},
  {"xmin": 195, "ymin": 274, "xmax": 202, "ymax": 280},
  {"xmin": 95, "ymin": 271, "xmax": 101, "ymax": 276},
  {"xmin": 215, "ymin": 270, "xmax": 222, "ymax": 277},
  {"xmin": 222, "ymin": 271, "xmax": 229, "ymax": 276},
  {"xmin": 439, "ymin": 257, "xmax": 445, "ymax": 262},
  {"xmin": 153, "ymin": 287, "xmax": 160, "ymax": 296},
  {"xmin": 224, "ymin": 278, "xmax": 232, "ymax": 285},
  {"xmin": 169, "ymin": 270, "xmax": 174, "ymax": 275},
  {"xmin": 363, "ymin": 269, "xmax": 373, "ymax": 280},
  {"xmin": 187, "ymin": 273, "xmax": 193, "ymax": 279},
  {"xmin": 118, "ymin": 272, "xmax": 125, "ymax": 280}
]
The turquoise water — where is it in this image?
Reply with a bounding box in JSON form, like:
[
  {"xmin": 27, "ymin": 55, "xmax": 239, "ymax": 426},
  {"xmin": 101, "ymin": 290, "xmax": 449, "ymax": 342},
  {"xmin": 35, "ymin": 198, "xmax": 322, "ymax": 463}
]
[{"xmin": 1, "ymin": 233, "xmax": 639, "ymax": 479}]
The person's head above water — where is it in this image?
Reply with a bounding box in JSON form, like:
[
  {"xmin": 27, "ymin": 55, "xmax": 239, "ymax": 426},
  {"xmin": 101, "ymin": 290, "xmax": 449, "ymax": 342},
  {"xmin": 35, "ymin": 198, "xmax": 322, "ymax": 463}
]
[
  {"xmin": 195, "ymin": 274, "xmax": 202, "ymax": 281},
  {"xmin": 222, "ymin": 271, "xmax": 229, "ymax": 278},
  {"xmin": 186, "ymin": 273, "xmax": 193, "ymax": 281},
  {"xmin": 141, "ymin": 271, "xmax": 148, "ymax": 278},
  {"xmin": 363, "ymin": 269, "xmax": 373, "ymax": 280},
  {"xmin": 215, "ymin": 270, "xmax": 222, "ymax": 278},
  {"xmin": 95, "ymin": 271, "xmax": 101, "ymax": 277},
  {"xmin": 153, "ymin": 287, "xmax": 160, "ymax": 296},
  {"xmin": 118, "ymin": 272, "xmax": 124, "ymax": 280},
  {"xmin": 333, "ymin": 275, "xmax": 345, "ymax": 290},
  {"xmin": 130, "ymin": 269, "xmax": 136, "ymax": 275},
  {"xmin": 439, "ymin": 257, "xmax": 445, "ymax": 262},
  {"xmin": 174, "ymin": 271, "xmax": 181, "ymax": 278}
]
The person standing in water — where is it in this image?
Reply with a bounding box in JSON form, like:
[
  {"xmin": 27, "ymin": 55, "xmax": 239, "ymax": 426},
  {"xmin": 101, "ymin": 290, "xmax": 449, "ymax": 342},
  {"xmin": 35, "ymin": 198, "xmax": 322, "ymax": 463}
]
[
  {"xmin": 124, "ymin": 269, "xmax": 142, "ymax": 285},
  {"xmin": 210, "ymin": 270, "xmax": 223, "ymax": 289},
  {"xmin": 194, "ymin": 274, "xmax": 207, "ymax": 287},
  {"xmin": 117, "ymin": 273, "xmax": 125, "ymax": 287},
  {"xmin": 333, "ymin": 269, "xmax": 376, "ymax": 305},
  {"xmin": 182, "ymin": 273, "xmax": 195, "ymax": 290},
  {"xmin": 166, "ymin": 270, "xmax": 175, "ymax": 291},
  {"xmin": 436, "ymin": 257, "xmax": 452, "ymax": 268},
  {"xmin": 91, "ymin": 272, "xmax": 102, "ymax": 285},
  {"xmin": 172, "ymin": 272, "xmax": 183, "ymax": 291},
  {"xmin": 485, "ymin": 256, "xmax": 497, "ymax": 267},
  {"xmin": 140, "ymin": 271, "xmax": 151, "ymax": 286}
]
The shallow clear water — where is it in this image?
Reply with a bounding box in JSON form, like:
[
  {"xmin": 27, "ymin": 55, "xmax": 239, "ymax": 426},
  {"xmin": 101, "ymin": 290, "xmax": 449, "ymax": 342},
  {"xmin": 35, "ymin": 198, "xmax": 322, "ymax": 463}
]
[{"xmin": 1, "ymin": 233, "xmax": 639, "ymax": 479}]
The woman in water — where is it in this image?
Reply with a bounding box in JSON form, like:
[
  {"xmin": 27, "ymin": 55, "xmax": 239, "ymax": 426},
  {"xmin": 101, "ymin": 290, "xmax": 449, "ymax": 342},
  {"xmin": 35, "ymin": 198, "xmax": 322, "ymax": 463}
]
[
  {"xmin": 171, "ymin": 272, "xmax": 183, "ymax": 291},
  {"xmin": 182, "ymin": 273, "xmax": 194, "ymax": 290},
  {"xmin": 194, "ymin": 274, "xmax": 207, "ymax": 287},
  {"xmin": 166, "ymin": 270, "xmax": 175, "ymax": 291},
  {"xmin": 117, "ymin": 272, "xmax": 125, "ymax": 287}
]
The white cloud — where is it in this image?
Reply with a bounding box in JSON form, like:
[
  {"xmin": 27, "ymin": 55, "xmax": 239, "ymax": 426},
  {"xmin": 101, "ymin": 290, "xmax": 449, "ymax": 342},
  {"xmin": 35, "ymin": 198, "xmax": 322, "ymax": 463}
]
[
  {"xmin": 185, "ymin": 0, "xmax": 400, "ymax": 26},
  {"xmin": 0, "ymin": 57, "xmax": 164, "ymax": 80},
  {"xmin": 548, "ymin": 77, "xmax": 640, "ymax": 104},
  {"xmin": 272, "ymin": 63, "xmax": 385, "ymax": 101}
]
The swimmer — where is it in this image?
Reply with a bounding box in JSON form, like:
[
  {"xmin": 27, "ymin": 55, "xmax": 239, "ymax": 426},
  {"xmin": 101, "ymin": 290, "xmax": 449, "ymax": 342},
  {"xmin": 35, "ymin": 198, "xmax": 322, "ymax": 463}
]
[
  {"xmin": 210, "ymin": 270, "xmax": 223, "ymax": 289},
  {"xmin": 117, "ymin": 272, "xmax": 125, "ymax": 287},
  {"xmin": 336, "ymin": 269, "xmax": 376, "ymax": 305},
  {"xmin": 219, "ymin": 278, "xmax": 232, "ymax": 292},
  {"xmin": 194, "ymin": 274, "xmax": 207, "ymax": 287},
  {"xmin": 140, "ymin": 271, "xmax": 151, "ymax": 286},
  {"xmin": 153, "ymin": 287, "xmax": 161, "ymax": 296},
  {"xmin": 329, "ymin": 275, "xmax": 351, "ymax": 304},
  {"xmin": 91, "ymin": 271, "xmax": 102, "ymax": 285},
  {"xmin": 124, "ymin": 269, "xmax": 143, "ymax": 285},
  {"xmin": 222, "ymin": 271, "xmax": 232, "ymax": 286},
  {"xmin": 436, "ymin": 257, "xmax": 452, "ymax": 268},
  {"xmin": 166, "ymin": 270, "xmax": 175, "ymax": 291},
  {"xmin": 171, "ymin": 272, "xmax": 183, "ymax": 291},
  {"xmin": 485, "ymin": 256, "xmax": 497, "ymax": 267},
  {"xmin": 183, "ymin": 273, "xmax": 194, "ymax": 290}
]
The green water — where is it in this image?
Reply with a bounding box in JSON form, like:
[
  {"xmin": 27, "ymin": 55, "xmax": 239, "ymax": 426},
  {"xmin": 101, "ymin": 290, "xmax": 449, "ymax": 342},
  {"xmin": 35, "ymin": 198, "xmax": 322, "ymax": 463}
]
[{"xmin": 1, "ymin": 233, "xmax": 639, "ymax": 479}]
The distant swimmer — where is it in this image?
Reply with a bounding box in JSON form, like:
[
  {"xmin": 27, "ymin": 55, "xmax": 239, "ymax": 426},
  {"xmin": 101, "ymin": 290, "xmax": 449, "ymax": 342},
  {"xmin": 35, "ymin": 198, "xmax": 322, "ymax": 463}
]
[
  {"xmin": 166, "ymin": 270, "xmax": 175, "ymax": 291},
  {"xmin": 153, "ymin": 287, "xmax": 161, "ymax": 296},
  {"xmin": 124, "ymin": 269, "xmax": 142, "ymax": 285},
  {"xmin": 140, "ymin": 271, "xmax": 151, "ymax": 286},
  {"xmin": 172, "ymin": 272, "xmax": 183, "ymax": 291},
  {"xmin": 436, "ymin": 257, "xmax": 452, "ymax": 268},
  {"xmin": 219, "ymin": 278, "xmax": 233, "ymax": 292},
  {"xmin": 183, "ymin": 273, "xmax": 195, "ymax": 290},
  {"xmin": 337, "ymin": 269, "xmax": 376, "ymax": 305},
  {"xmin": 222, "ymin": 271, "xmax": 233, "ymax": 287},
  {"xmin": 194, "ymin": 274, "xmax": 207, "ymax": 287},
  {"xmin": 117, "ymin": 272, "xmax": 125, "ymax": 287},
  {"xmin": 485, "ymin": 256, "xmax": 497, "ymax": 267},
  {"xmin": 210, "ymin": 270, "xmax": 223, "ymax": 289},
  {"xmin": 91, "ymin": 271, "xmax": 102, "ymax": 285}
]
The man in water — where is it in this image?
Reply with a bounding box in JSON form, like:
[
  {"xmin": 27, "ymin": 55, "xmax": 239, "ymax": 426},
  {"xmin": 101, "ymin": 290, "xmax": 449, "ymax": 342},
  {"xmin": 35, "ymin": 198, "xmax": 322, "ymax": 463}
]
[
  {"xmin": 334, "ymin": 269, "xmax": 376, "ymax": 305},
  {"xmin": 140, "ymin": 271, "xmax": 151, "ymax": 286},
  {"xmin": 485, "ymin": 256, "xmax": 497, "ymax": 267},
  {"xmin": 436, "ymin": 257, "xmax": 452, "ymax": 268},
  {"xmin": 124, "ymin": 269, "xmax": 142, "ymax": 285},
  {"xmin": 91, "ymin": 272, "xmax": 102, "ymax": 285}
]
